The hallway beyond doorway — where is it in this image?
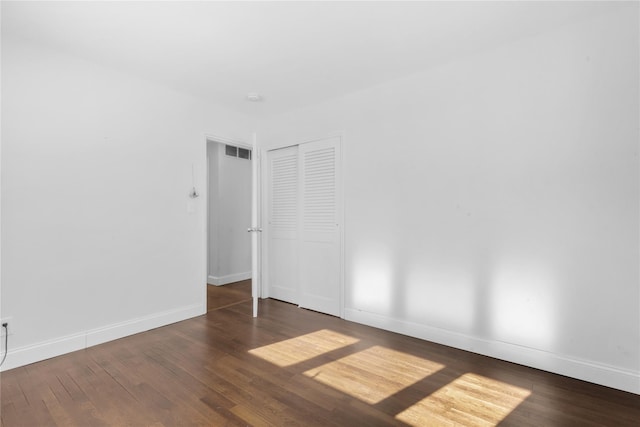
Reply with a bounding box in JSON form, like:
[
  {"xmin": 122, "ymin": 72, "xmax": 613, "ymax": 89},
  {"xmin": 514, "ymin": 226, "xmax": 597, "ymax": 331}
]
[{"xmin": 207, "ymin": 280, "xmax": 252, "ymax": 312}]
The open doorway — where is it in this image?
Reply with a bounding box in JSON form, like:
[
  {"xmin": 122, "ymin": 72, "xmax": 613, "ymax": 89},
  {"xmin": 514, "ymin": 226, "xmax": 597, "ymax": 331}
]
[{"xmin": 206, "ymin": 139, "xmax": 253, "ymax": 312}]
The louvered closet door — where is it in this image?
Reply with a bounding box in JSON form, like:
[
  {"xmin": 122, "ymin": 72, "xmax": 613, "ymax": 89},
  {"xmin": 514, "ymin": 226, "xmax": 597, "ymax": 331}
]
[
  {"xmin": 266, "ymin": 145, "xmax": 299, "ymax": 304},
  {"xmin": 299, "ymin": 137, "xmax": 341, "ymax": 316}
]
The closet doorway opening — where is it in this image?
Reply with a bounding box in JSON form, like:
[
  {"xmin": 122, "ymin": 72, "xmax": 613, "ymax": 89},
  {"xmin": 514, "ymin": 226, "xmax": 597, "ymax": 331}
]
[{"xmin": 206, "ymin": 138, "xmax": 253, "ymax": 313}]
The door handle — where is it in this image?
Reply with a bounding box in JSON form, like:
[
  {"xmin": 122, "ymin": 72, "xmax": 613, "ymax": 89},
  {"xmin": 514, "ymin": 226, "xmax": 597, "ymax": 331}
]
[{"xmin": 247, "ymin": 227, "xmax": 263, "ymax": 233}]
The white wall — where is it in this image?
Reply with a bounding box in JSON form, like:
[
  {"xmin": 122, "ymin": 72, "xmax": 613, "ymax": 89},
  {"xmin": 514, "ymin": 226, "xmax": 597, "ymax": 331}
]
[
  {"xmin": 258, "ymin": 7, "xmax": 639, "ymax": 393},
  {"xmin": 207, "ymin": 142, "xmax": 252, "ymax": 285},
  {"xmin": 0, "ymin": 36, "xmax": 250, "ymax": 369}
]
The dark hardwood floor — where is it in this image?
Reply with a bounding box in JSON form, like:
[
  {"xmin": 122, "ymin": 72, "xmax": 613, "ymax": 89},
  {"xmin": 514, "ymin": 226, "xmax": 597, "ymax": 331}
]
[
  {"xmin": 207, "ymin": 280, "xmax": 252, "ymax": 312},
  {"xmin": 2, "ymin": 288, "xmax": 639, "ymax": 426}
]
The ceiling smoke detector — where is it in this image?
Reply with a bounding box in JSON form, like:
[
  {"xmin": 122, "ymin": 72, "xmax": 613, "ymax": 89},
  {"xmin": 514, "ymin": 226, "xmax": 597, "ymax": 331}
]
[{"xmin": 246, "ymin": 93, "xmax": 262, "ymax": 102}]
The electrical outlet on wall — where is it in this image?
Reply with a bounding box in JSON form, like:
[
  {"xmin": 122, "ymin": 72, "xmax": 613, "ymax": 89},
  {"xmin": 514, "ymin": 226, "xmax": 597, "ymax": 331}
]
[{"xmin": 0, "ymin": 317, "xmax": 15, "ymax": 337}]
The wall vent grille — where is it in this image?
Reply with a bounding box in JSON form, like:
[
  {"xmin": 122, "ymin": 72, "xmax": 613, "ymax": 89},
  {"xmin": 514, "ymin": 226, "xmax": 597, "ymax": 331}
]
[{"xmin": 225, "ymin": 144, "xmax": 251, "ymax": 160}]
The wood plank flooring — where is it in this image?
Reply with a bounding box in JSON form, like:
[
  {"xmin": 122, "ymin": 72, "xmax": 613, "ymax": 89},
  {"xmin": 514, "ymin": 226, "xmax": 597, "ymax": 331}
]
[
  {"xmin": 2, "ymin": 291, "xmax": 639, "ymax": 426},
  {"xmin": 207, "ymin": 280, "xmax": 252, "ymax": 312}
]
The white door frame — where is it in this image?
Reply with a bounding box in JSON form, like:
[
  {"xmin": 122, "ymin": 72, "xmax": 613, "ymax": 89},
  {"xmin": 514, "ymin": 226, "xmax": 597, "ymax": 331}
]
[
  {"xmin": 250, "ymin": 132, "xmax": 261, "ymax": 317},
  {"xmin": 203, "ymin": 133, "xmax": 260, "ymax": 316},
  {"xmin": 261, "ymin": 133, "xmax": 345, "ymax": 318}
]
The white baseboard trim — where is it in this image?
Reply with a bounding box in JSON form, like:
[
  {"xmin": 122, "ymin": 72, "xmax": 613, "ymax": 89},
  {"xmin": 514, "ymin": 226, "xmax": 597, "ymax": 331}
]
[
  {"xmin": 0, "ymin": 303, "xmax": 204, "ymax": 372},
  {"xmin": 344, "ymin": 308, "xmax": 640, "ymax": 395},
  {"xmin": 207, "ymin": 271, "xmax": 251, "ymax": 286}
]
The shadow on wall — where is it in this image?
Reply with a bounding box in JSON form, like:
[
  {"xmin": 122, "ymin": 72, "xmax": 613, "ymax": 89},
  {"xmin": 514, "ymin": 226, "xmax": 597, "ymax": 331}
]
[{"xmin": 350, "ymin": 246, "xmax": 557, "ymax": 352}]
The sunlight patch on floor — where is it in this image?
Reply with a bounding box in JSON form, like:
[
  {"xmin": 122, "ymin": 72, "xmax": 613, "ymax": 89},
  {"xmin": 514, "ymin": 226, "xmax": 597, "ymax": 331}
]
[
  {"xmin": 303, "ymin": 345, "xmax": 445, "ymax": 404},
  {"xmin": 395, "ymin": 372, "xmax": 531, "ymax": 426},
  {"xmin": 248, "ymin": 329, "xmax": 359, "ymax": 367}
]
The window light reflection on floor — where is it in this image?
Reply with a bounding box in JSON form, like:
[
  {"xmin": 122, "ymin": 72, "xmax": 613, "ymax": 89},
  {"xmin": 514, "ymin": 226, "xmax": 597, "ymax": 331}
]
[
  {"xmin": 248, "ymin": 329, "xmax": 360, "ymax": 367},
  {"xmin": 395, "ymin": 373, "xmax": 532, "ymax": 426},
  {"xmin": 304, "ymin": 345, "xmax": 445, "ymax": 404},
  {"xmin": 249, "ymin": 331, "xmax": 531, "ymax": 425}
]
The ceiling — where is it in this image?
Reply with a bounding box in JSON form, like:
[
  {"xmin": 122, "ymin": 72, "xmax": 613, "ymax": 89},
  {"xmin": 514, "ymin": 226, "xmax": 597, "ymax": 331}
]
[{"xmin": 1, "ymin": 1, "xmax": 624, "ymax": 116}]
